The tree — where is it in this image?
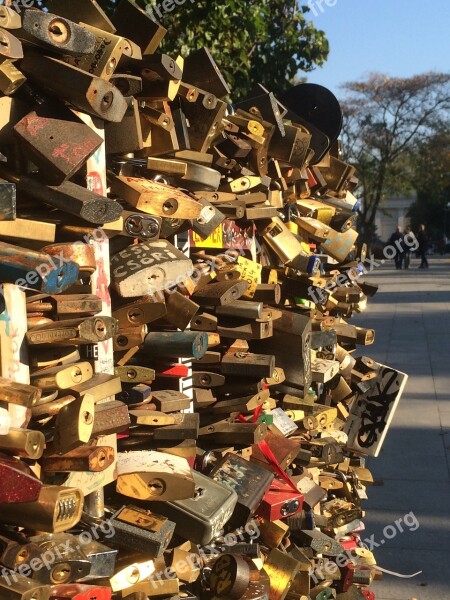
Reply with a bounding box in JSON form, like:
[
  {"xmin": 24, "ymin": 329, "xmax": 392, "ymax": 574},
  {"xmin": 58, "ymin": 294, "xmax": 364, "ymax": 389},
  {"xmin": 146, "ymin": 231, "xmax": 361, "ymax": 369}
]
[
  {"xmin": 40, "ymin": 0, "xmax": 329, "ymax": 99},
  {"xmin": 340, "ymin": 73, "xmax": 450, "ymax": 245},
  {"xmin": 408, "ymin": 130, "xmax": 450, "ymax": 238}
]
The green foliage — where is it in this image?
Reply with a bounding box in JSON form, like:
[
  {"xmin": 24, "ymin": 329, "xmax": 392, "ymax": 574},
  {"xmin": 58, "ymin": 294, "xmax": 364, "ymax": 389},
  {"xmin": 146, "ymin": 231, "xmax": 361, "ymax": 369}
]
[
  {"xmin": 408, "ymin": 130, "xmax": 450, "ymax": 236},
  {"xmin": 340, "ymin": 72, "xmax": 450, "ymax": 244},
  {"xmin": 40, "ymin": 0, "xmax": 329, "ymax": 99}
]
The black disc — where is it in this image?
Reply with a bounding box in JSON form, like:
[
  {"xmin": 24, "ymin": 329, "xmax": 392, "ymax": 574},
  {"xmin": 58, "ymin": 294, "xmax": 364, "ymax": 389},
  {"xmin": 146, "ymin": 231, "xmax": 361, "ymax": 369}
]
[{"xmin": 281, "ymin": 83, "xmax": 343, "ymax": 142}]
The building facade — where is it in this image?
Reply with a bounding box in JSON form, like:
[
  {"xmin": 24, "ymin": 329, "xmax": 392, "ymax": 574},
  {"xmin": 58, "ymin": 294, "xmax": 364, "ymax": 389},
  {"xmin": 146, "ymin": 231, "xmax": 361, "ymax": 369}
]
[{"xmin": 374, "ymin": 193, "xmax": 417, "ymax": 241}]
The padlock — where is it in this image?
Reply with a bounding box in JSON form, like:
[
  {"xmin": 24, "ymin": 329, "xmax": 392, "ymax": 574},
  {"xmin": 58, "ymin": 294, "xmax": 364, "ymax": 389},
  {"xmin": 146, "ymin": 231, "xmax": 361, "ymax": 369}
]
[
  {"xmin": 268, "ymin": 407, "xmax": 298, "ymax": 437},
  {"xmin": 150, "ymin": 390, "xmax": 191, "ymax": 412},
  {"xmin": 28, "ymin": 534, "xmax": 91, "ymax": 585},
  {"xmin": 92, "ymin": 401, "xmax": 130, "ymax": 436},
  {"xmin": 14, "ymin": 109, "xmax": 104, "ymax": 186},
  {"xmin": 19, "ymin": 11, "xmax": 97, "ymax": 56},
  {"xmin": 49, "ymin": 584, "xmax": 112, "ymax": 600},
  {"xmin": 183, "ymin": 47, "xmax": 230, "ymax": 99},
  {"xmin": 256, "ymin": 478, "xmax": 304, "ymax": 521},
  {"xmin": 21, "ymin": 53, "xmax": 128, "ymax": 123},
  {"xmin": 0, "ymin": 28, "xmax": 23, "ymax": 61},
  {"xmin": 0, "ymin": 377, "xmax": 41, "ymax": 408},
  {"xmin": 217, "ymin": 318, "xmax": 273, "ymax": 341},
  {"xmin": 209, "ymin": 453, "xmax": 274, "ymax": 526},
  {"xmin": 143, "ymin": 331, "xmax": 208, "ymax": 360},
  {"xmin": 52, "ymin": 394, "xmax": 95, "ymax": 454},
  {"xmin": 27, "ymin": 294, "xmax": 102, "ymax": 319},
  {"xmin": 46, "ymin": 0, "xmax": 116, "ymax": 33},
  {"xmin": 109, "ymin": 561, "xmax": 156, "ymax": 593},
  {"xmin": 293, "ymin": 530, "xmax": 344, "ymax": 557},
  {"xmin": 41, "ymin": 445, "xmax": 115, "ymax": 473},
  {"xmin": 0, "ymin": 60, "xmax": 26, "ymax": 95},
  {"xmin": 193, "ymin": 280, "xmax": 250, "ymax": 306},
  {"xmin": 258, "ymin": 217, "xmax": 319, "ymax": 272},
  {"xmin": 181, "ymin": 90, "xmax": 227, "ymax": 153},
  {"xmin": 269, "ymin": 122, "xmax": 312, "ymax": 168},
  {"xmin": 139, "ymin": 55, "xmax": 183, "ymax": 101},
  {"xmin": 26, "ymin": 317, "xmax": 118, "ymax": 346},
  {"xmin": 0, "ymin": 428, "xmax": 45, "ymax": 460},
  {"xmin": 79, "ymin": 541, "xmax": 118, "ymax": 582},
  {"xmin": 0, "ymin": 571, "xmax": 50, "ymax": 600},
  {"xmin": 263, "ymin": 549, "xmax": 301, "ymax": 600},
  {"xmin": 116, "ymin": 450, "xmax": 195, "ymax": 501},
  {"xmin": 61, "ymin": 374, "xmax": 122, "ymax": 403},
  {"xmin": 31, "ymin": 363, "xmax": 93, "ymax": 391},
  {"xmin": 150, "ymin": 470, "xmax": 238, "ymax": 545},
  {"xmin": 209, "ymin": 554, "xmax": 254, "ymax": 599},
  {"xmin": 108, "ymin": 505, "xmax": 175, "ymax": 557},
  {"xmin": 111, "ymin": 0, "xmax": 166, "ymax": 55},
  {"xmin": 0, "ymin": 485, "xmax": 83, "ymax": 533},
  {"xmin": 0, "ymin": 454, "xmax": 42, "ymax": 503},
  {"xmin": 117, "ymin": 384, "xmax": 152, "ymax": 407},
  {"xmin": 146, "ymin": 412, "xmax": 199, "ymax": 440},
  {"xmin": 199, "ymin": 420, "xmax": 267, "ymax": 445},
  {"xmin": 0, "ymin": 241, "xmax": 80, "ymax": 295},
  {"xmin": 111, "ymin": 239, "xmax": 194, "ymax": 298},
  {"xmin": 64, "ymin": 24, "xmax": 141, "ymax": 80},
  {"xmin": 115, "ymin": 366, "xmax": 155, "ymax": 385},
  {"xmin": 0, "ymin": 533, "xmax": 40, "ymax": 573},
  {"xmin": 0, "ymin": 6, "xmax": 22, "ymax": 30},
  {"xmin": 250, "ymin": 432, "xmax": 301, "ymax": 471},
  {"xmin": 0, "ymin": 163, "xmax": 122, "ymax": 225}
]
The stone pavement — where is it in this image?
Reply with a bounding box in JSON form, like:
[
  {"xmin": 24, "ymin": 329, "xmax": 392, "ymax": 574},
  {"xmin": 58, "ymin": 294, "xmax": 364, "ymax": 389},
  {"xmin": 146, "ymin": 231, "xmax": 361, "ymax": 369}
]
[{"xmin": 352, "ymin": 256, "xmax": 450, "ymax": 600}]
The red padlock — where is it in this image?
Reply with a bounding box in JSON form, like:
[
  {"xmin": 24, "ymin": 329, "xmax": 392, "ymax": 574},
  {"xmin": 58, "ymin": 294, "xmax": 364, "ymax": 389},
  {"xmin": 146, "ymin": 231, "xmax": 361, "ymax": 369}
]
[
  {"xmin": 339, "ymin": 534, "xmax": 361, "ymax": 551},
  {"xmin": 256, "ymin": 477, "xmax": 304, "ymax": 521},
  {"xmin": 50, "ymin": 584, "xmax": 112, "ymax": 600}
]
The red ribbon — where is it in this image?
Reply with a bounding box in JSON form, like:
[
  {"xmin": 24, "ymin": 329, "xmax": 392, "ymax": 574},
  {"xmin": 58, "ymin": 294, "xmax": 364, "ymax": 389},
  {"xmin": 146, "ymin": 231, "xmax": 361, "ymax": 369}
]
[
  {"xmin": 252, "ymin": 404, "xmax": 264, "ymax": 423},
  {"xmin": 257, "ymin": 440, "xmax": 299, "ymax": 494}
]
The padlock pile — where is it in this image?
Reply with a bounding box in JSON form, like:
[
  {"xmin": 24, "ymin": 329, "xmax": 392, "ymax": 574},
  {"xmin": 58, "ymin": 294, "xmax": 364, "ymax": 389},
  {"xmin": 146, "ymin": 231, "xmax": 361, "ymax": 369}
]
[{"xmin": 0, "ymin": 2, "xmax": 408, "ymax": 600}]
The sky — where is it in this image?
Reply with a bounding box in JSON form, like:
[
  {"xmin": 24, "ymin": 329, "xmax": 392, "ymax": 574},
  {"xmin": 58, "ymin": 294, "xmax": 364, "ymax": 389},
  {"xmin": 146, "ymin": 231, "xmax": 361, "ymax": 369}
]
[{"xmin": 303, "ymin": 0, "xmax": 450, "ymax": 98}]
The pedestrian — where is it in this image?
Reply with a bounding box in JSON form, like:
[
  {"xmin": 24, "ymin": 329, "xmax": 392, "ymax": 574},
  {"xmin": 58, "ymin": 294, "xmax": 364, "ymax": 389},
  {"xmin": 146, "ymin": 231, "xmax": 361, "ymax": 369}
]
[
  {"xmin": 403, "ymin": 225, "xmax": 413, "ymax": 269},
  {"xmin": 417, "ymin": 224, "xmax": 429, "ymax": 269},
  {"xmin": 388, "ymin": 227, "xmax": 405, "ymax": 270}
]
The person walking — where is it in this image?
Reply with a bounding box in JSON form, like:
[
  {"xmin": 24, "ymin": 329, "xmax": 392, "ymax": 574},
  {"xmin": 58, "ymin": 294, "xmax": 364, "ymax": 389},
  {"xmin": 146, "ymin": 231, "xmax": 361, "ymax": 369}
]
[
  {"xmin": 417, "ymin": 224, "xmax": 429, "ymax": 269},
  {"xmin": 403, "ymin": 225, "xmax": 413, "ymax": 269},
  {"xmin": 389, "ymin": 227, "xmax": 405, "ymax": 270}
]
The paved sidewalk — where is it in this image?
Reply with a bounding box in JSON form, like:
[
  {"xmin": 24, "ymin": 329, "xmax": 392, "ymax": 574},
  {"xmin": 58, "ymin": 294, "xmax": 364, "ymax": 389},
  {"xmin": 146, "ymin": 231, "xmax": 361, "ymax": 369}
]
[{"xmin": 352, "ymin": 256, "xmax": 450, "ymax": 600}]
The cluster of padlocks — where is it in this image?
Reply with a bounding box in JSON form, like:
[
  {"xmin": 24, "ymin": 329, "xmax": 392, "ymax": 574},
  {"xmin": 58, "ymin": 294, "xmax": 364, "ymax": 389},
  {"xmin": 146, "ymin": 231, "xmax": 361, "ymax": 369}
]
[{"xmin": 0, "ymin": 1, "xmax": 408, "ymax": 599}]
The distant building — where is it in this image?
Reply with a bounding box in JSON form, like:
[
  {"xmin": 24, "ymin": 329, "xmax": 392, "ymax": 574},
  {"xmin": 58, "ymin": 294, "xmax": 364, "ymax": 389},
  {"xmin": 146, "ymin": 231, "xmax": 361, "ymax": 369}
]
[{"xmin": 374, "ymin": 193, "xmax": 417, "ymax": 241}]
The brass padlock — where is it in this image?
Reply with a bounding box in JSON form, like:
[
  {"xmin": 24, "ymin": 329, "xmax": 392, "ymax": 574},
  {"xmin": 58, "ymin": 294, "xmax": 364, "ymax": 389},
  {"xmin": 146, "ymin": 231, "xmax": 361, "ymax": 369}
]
[
  {"xmin": 21, "ymin": 53, "xmax": 128, "ymax": 123},
  {"xmin": 0, "ymin": 6, "xmax": 21, "ymax": 30},
  {"xmin": 0, "ymin": 61, "xmax": 26, "ymax": 95},
  {"xmin": 0, "ymin": 485, "xmax": 83, "ymax": 533},
  {"xmin": 64, "ymin": 23, "xmax": 141, "ymax": 80}
]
